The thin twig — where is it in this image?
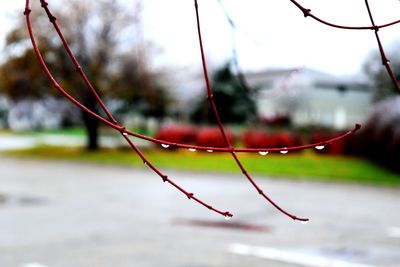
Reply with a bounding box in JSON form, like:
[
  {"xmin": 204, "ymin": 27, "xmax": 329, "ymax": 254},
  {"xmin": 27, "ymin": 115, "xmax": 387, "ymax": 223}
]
[
  {"xmin": 288, "ymin": 0, "xmax": 400, "ymax": 92},
  {"xmin": 194, "ymin": 0, "xmax": 308, "ymax": 222},
  {"xmin": 24, "ymin": 0, "xmax": 378, "ymax": 221},
  {"xmin": 364, "ymin": 0, "xmax": 400, "ymax": 93},
  {"xmin": 25, "ymin": 0, "xmax": 232, "ymax": 218},
  {"xmin": 288, "ymin": 0, "xmax": 400, "ymax": 30},
  {"xmin": 26, "ymin": 3, "xmax": 355, "ymax": 155}
]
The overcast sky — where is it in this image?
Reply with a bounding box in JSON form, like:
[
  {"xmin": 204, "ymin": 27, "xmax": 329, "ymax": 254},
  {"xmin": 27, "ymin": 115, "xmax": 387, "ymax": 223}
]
[{"xmin": 1, "ymin": 0, "xmax": 400, "ymax": 77}]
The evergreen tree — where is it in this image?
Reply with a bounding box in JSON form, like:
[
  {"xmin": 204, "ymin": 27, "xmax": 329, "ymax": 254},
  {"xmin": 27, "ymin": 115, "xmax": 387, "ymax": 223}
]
[{"xmin": 191, "ymin": 62, "xmax": 256, "ymax": 124}]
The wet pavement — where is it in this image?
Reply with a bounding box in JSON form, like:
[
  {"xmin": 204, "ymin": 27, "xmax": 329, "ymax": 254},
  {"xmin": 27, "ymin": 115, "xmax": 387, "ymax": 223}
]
[{"xmin": 0, "ymin": 157, "xmax": 399, "ymax": 267}]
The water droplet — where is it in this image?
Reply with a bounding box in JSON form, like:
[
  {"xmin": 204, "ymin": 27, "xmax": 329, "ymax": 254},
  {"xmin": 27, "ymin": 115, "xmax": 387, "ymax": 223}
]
[
  {"xmin": 259, "ymin": 151, "xmax": 269, "ymax": 156},
  {"xmin": 315, "ymin": 145, "xmax": 325, "ymax": 150},
  {"xmin": 161, "ymin": 144, "xmax": 170, "ymax": 148},
  {"xmin": 122, "ymin": 132, "xmax": 128, "ymax": 136},
  {"xmin": 143, "ymin": 161, "xmax": 148, "ymax": 165},
  {"xmin": 207, "ymin": 149, "xmax": 213, "ymax": 153},
  {"xmin": 224, "ymin": 215, "xmax": 231, "ymax": 221},
  {"xmin": 280, "ymin": 148, "xmax": 288, "ymax": 154},
  {"xmin": 300, "ymin": 220, "xmax": 309, "ymax": 225},
  {"xmin": 189, "ymin": 148, "xmax": 196, "ymax": 152}
]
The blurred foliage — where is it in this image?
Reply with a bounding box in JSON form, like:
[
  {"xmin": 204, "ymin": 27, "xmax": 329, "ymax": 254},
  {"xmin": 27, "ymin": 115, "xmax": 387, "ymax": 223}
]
[
  {"xmin": 360, "ymin": 45, "xmax": 400, "ymax": 173},
  {"xmin": 0, "ymin": 42, "xmax": 54, "ymax": 100},
  {"xmin": 111, "ymin": 56, "xmax": 170, "ymax": 118},
  {"xmin": 364, "ymin": 45, "xmax": 400, "ymax": 101},
  {"xmin": 190, "ymin": 62, "xmax": 256, "ymax": 124},
  {"xmin": 348, "ymin": 96, "xmax": 400, "ymax": 174}
]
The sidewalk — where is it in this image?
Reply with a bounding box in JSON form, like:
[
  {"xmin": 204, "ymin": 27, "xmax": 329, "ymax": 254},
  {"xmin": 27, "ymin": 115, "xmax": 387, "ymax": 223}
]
[{"xmin": 0, "ymin": 134, "xmax": 150, "ymax": 151}]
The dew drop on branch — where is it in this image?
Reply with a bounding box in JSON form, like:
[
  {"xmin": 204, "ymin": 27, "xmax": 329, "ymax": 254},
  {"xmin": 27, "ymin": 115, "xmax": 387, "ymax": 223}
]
[
  {"xmin": 207, "ymin": 150, "xmax": 213, "ymax": 153},
  {"xmin": 161, "ymin": 144, "xmax": 170, "ymax": 149},
  {"xmin": 280, "ymin": 148, "xmax": 288, "ymax": 154},
  {"xmin": 315, "ymin": 145, "xmax": 325, "ymax": 150},
  {"xmin": 122, "ymin": 132, "xmax": 128, "ymax": 136},
  {"xmin": 189, "ymin": 148, "xmax": 196, "ymax": 152},
  {"xmin": 224, "ymin": 215, "xmax": 231, "ymax": 221},
  {"xmin": 300, "ymin": 220, "xmax": 309, "ymax": 225},
  {"xmin": 259, "ymin": 151, "xmax": 269, "ymax": 156}
]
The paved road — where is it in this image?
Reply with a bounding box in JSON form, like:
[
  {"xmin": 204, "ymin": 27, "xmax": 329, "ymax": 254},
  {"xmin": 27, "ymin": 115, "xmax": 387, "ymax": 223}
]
[{"xmin": 0, "ymin": 157, "xmax": 399, "ymax": 267}]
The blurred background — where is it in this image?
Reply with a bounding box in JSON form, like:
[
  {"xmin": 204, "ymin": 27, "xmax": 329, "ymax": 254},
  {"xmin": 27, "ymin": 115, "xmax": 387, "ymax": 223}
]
[
  {"xmin": 1, "ymin": 0, "xmax": 400, "ymax": 177},
  {"xmin": 0, "ymin": 0, "xmax": 400, "ymax": 267}
]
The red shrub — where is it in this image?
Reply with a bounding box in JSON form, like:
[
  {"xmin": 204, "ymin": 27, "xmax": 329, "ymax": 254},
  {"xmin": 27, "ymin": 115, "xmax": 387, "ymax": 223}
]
[
  {"xmin": 242, "ymin": 129, "xmax": 274, "ymax": 148},
  {"xmin": 196, "ymin": 127, "xmax": 235, "ymax": 148},
  {"xmin": 274, "ymin": 132, "xmax": 300, "ymax": 148},
  {"xmin": 155, "ymin": 124, "xmax": 197, "ymax": 145},
  {"xmin": 242, "ymin": 129, "xmax": 301, "ymax": 149}
]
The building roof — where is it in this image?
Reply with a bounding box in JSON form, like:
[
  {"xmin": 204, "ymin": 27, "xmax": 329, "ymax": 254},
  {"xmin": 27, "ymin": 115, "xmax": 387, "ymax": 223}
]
[{"xmin": 244, "ymin": 67, "xmax": 374, "ymax": 92}]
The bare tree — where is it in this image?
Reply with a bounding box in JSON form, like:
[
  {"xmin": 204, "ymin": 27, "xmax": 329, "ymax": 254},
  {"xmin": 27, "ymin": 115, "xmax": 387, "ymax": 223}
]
[
  {"xmin": 0, "ymin": 0, "xmax": 170, "ymax": 150},
  {"xmin": 364, "ymin": 42, "xmax": 400, "ymax": 102}
]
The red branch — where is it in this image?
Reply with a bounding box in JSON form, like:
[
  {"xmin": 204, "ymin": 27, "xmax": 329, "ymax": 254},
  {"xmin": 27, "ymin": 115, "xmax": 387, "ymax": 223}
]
[
  {"xmin": 24, "ymin": 1, "xmax": 358, "ymax": 154},
  {"xmin": 288, "ymin": 0, "xmax": 400, "ymax": 30},
  {"xmin": 364, "ymin": 0, "xmax": 400, "ymax": 93},
  {"xmin": 288, "ymin": 0, "xmax": 400, "ymax": 93},
  {"xmin": 23, "ymin": 0, "xmax": 371, "ymax": 221},
  {"xmin": 25, "ymin": 0, "xmax": 232, "ymax": 219},
  {"xmin": 194, "ymin": 0, "xmax": 308, "ymax": 222}
]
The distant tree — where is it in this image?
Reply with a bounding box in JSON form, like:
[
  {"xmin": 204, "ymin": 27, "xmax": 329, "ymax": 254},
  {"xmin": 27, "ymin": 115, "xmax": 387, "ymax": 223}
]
[
  {"xmin": 352, "ymin": 43, "xmax": 400, "ymax": 173},
  {"xmin": 190, "ymin": 62, "xmax": 256, "ymax": 124},
  {"xmin": 0, "ymin": 0, "xmax": 171, "ymax": 150},
  {"xmin": 363, "ymin": 44, "xmax": 400, "ymax": 102},
  {"xmin": 0, "ymin": 45, "xmax": 52, "ymax": 100},
  {"xmin": 111, "ymin": 55, "xmax": 170, "ymax": 119}
]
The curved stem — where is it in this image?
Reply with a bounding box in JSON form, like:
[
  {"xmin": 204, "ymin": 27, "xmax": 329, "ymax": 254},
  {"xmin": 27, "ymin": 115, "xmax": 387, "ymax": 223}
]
[
  {"xmin": 194, "ymin": 0, "xmax": 308, "ymax": 221},
  {"xmin": 39, "ymin": 0, "xmax": 118, "ymax": 124},
  {"xmin": 288, "ymin": 0, "xmax": 400, "ymax": 30},
  {"xmin": 25, "ymin": 0, "xmax": 232, "ymax": 219},
  {"xmin": 288, "ymin": 0, "xmax": 400, "ymax": 93},
  {"xmin": 26, "ymin": 0, "xmax": 361, "ymax": 155},
  {"xmin": 364, "ymin": 0, "xmax": 400, "ymax": 93}
]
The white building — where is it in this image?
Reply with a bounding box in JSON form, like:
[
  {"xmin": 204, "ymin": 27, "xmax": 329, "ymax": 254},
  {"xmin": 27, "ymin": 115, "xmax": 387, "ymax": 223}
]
[{"xmin": 246, "ymin": 68, "xmax": 374, "ymax": 129}]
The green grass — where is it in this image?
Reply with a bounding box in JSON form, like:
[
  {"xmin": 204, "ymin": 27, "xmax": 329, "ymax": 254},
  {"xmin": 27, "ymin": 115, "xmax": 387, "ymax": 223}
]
[
  {"xmin": 5, "ymin": 127, "xmax": 86, "ymax": 137},
  {"xmin": 0, "ymin": 129, "xmax": 14, "ymax": 136},
  {"xmin": 4, "ymin": 146, "xmax": 400, "ymax": 187},
  {"xmin": 2, "ymin": 126, "xmax": 154, "ymax": 137}
]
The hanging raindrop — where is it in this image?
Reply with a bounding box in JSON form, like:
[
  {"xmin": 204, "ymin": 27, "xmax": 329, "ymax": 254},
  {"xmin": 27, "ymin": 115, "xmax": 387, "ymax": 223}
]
[
  {"xmin": 224, "ymin": 215, "xmax": 231, "ymax": 221},
  {"xmin": 280, "ymin": 148, "xmax": 288, "ymax": 154},
  {"xmin": 259, "ymin": 151, "xmax": 269, "ymax": 156},
  {"xmin": 300, "ymin": 220, "xmax": 309, "ymax": 225},
  {"xmin": 161, "ymin": 144, "xmax": 170, "ymax": 148},
  {"xmin": 315, "ymin": 145, "xmax": 325, "ymax": 150},
  {"xmin": 122, "ymin": 132, "xmax": 128, "ymax": 136},
  {"xmin": 207, "ymin": 149, "xmax": 213, "ymax": 153},
  {"xmin": 189, "ymin": 148, "xmax": 196, "ymax": 152}
]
